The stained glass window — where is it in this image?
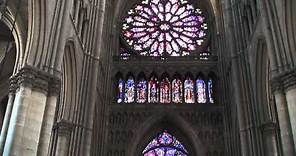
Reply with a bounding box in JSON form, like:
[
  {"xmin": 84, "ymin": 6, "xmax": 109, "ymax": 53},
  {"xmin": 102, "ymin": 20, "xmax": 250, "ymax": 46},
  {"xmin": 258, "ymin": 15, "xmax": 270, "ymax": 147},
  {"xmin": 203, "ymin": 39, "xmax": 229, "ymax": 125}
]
[
  {"xmin": 148, "ymin": 75, "xmax": 159, "ymax": 103},
  {"xmin": 184, "ymin": 77, "xmax": 195, "ymax": 103},
  {"xmin": 125, "ymin": 76, "xmax": 135, "ymax": 103},
  {"xmin": 196, "ymin": 78, "xmax": 206, "ymax": 103},
  {"xmin": 208, "ymin": 78, "xmax": 214, "ymax": 103},
  {"xmin": 142, "ymin": 131, "xmax": 188, "ymax": 156},
  {"xmin": 117, "ymin": 78, "xmax": 125, "ymax": 103},
  {"xmin": 160, "ymin": 77, "xmax": 171, "ymax": 103},
  {"xmin": 137, "ymin": 78, "xmax": 147, "ymax": 103},
  {"xmin": 122, "ymin": 0, "xmax": 208, "ymax": 56},
  {"xmin": 172, "ymin": 78, "xmax": 183, "ymax": 103}
]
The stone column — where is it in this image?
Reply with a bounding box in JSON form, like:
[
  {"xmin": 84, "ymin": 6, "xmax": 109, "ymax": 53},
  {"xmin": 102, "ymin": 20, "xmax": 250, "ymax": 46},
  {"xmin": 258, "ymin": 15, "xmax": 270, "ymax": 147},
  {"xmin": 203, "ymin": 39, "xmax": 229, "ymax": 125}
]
[
  {"xmin": 281, "ymin": 70, "xmax": 296, "ymax": 150},
  {"xmin": 0, "ymin": 78, "xmax": 16, "ymax": 154},
  {"xmin": 1, "ymin": 66, "xmax": 59, "ymax": 156},
  {"xmin": 37, "ymin": 79, "xmax": 60, "ymax": 156},
  {"xmin": 261, "ymin": 122, "xmax": 279, "ymax": 156},
  {"xmin": 54, "ymin": 120, "xmax": 73, "ymax": 156},
  {"xmin": 272, "ymin": 77, "xmax": 296, "ymax": 156}
]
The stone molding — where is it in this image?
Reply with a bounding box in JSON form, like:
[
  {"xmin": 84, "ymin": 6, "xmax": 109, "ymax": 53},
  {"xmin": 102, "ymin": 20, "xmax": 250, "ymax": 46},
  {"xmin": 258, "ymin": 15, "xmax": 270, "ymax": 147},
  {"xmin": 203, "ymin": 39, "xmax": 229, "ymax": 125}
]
[
  {"xmin": 54, "ymin": 120, "xmax": 74, "ymax": 136},
  {"xmin": 271, "ymin": 69, "xmax": 296, "ymax": 92},
  {"xmin": 9, "ymin": 65, "xmax": 61, "ymax": 95},
  {"xmin": 260, "ymin": 121, "xmax": 277, "ymax": 134}
]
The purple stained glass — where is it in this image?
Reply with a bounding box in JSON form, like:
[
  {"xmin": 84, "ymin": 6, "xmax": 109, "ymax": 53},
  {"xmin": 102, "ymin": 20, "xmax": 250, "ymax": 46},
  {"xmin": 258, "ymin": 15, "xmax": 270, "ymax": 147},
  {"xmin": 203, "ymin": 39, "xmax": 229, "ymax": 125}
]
[
  {"xmin": 122, "ymin": 0, "xmax": 208, "ymax": 56},
  {"xmin": 172, "ymin": 79, "xmax": 183, "ymax": 103},
  {"xmin": 208, "ymin": 78, "xmax": 214, "ymax": 103},
  {"xmin": 184, "ymin": 77, "xmax": 195, "ymax": 103},
  {"xmin": 125, "ymin": 76, "xmax": 135, "ymax": 103},
  {"xmin": 148, "ymin": 76, "xmax": 159, "ymax": 103},
  {"xmin": 143, "ymin": 131, "xmax": 188, "ymax": 156},
  {"xmin": 117, "ymin": 78, "xmax": 125, "ymax": 103},
  {"xmin": 137, "ymin": 79, "xmax": 147, "ymax": 103},
  {"xmin": 196, "ymin": 78, "xmax": 206, "ymax": 103},
  {"xmin": 160, "ymin": 77, "xmax": 171, "ymax": 103}
]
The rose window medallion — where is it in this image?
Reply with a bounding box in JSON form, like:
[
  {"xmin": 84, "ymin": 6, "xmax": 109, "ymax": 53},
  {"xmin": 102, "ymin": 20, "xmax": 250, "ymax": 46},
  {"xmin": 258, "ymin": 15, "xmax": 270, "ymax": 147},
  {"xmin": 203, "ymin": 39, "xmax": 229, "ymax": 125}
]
[{"xmin": 122, "ymin": 0, "xmax": 208, "ymax": 56}]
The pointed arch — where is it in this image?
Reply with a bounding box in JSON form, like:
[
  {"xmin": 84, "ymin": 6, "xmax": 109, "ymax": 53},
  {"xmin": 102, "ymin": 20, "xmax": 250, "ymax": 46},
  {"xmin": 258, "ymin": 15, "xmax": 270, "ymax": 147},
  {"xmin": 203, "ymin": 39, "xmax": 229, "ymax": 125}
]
[
  {"xmin": 160, "ymin": 73, "xmax": 171, "ymax": 103},
  {"xmin": 115, "ymin": 72, "xmax": 125, "ymax": 103},
  {"xmin": 196, "ymin": 73, "xmax": 206, "ymax": 103},
  {"xmin": 255, "ymin": 38, "xmax": 272, "ymax": 122},
  {"xmin": 59, "ymin": 40, "xmax": 80, "ymax": 121},
  {"xmin": 207, "ymin": 72, "xmax": 217, "ymax": 104},
  {"xmin": 125, "ymin": 72, "xmax": 136, "ymax": 103},
  {"xmin": 127, "ymin": 113, "xmax": 205, "ymax": 156},
  {"xmin": 172, "ymin": 73, "xmax": 183, "ymax": 103},
  {"xmin": 184, "ymin": 73, "xmax": 195, "ymax": 104},
  {"xmin": 0, "ymin": 8, "xmax": 25, "ymax": 74},
  {"xmin": 137, "ymin": 72, "xmax": 147, "ymax": 103},
  {"xmin": 148, "ymin": 72, "xmax": 159, "ymax": 103}
]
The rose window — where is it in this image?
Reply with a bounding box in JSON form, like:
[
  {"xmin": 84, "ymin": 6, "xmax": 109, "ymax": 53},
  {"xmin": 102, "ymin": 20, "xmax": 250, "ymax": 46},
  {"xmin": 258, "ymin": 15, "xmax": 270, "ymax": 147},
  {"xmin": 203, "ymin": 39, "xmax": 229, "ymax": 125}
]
[{"xmin": 122, "ymin": 0, "xmax": 208, "ymax": 56}]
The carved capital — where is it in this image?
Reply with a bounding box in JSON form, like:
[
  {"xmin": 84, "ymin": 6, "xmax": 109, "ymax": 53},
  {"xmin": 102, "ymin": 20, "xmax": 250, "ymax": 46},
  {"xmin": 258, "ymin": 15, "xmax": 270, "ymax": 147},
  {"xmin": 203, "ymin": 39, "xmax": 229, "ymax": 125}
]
[
  {"xmin": 271, "ymin": 69, "xmax": 296, "ymax": 92},
  {"xmin": 10, "ymin": 65, "xmax": 61, "ymax": 95},
  {"xmin": 9, "ymin": 76, "xmax": 17, "ymax": 94},
  {"xmin": 55, "ymin": 120, "xmax": 74, "ymax": 136},
  {"xmin": 260, "ymin": 121, "xmax": 277, "ymax": 134}
]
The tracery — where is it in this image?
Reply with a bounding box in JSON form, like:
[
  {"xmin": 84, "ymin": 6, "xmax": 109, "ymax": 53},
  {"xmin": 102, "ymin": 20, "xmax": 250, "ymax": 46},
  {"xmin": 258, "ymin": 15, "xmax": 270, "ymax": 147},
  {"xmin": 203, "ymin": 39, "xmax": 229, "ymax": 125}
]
[
  {"xmin": 142, "ymin": 131, "xmax": 188, "ymax": 156},
  {"xmin": 122, "ymin": 0, "xmax": 208, "ymax": 56}
]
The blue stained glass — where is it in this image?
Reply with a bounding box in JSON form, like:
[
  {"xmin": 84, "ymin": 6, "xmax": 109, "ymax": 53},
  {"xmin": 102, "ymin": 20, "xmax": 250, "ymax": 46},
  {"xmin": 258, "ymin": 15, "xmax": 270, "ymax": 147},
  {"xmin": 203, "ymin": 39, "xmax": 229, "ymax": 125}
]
[
  {"xmin": 184, "ymin": 78, "xmax": 195, "ymax": 103},
  {"xmin": 125, "ymin": 77, "xmax": 135, "ymax": 103},
  {"xmin": 172, "ymin": 79, "xmax": 183, "ymax": 103},
  {"xmin": 137, "ymin": 79, "xmax": 147, "ymax": 103},
  {"xmin": 148, "ymin": 76, "xmax": 159, "ymax": 103},
  {"xmin": 160, "ymin": 77, "xmax": 171, "ymax": 103},
  {"xmin": 143, "ymin": 131, "xmax": 188, "ymax": 156},
  {"xmin": 196, "ymin": 78, "xmax": 206, "ymax": 103},
  {"xmin": 117, "ymin": 78, "xmax": 125, "ymax": 103},
  {"xmin": 208, "ymin": 78, "xmax": 214, "ymax": 103}
]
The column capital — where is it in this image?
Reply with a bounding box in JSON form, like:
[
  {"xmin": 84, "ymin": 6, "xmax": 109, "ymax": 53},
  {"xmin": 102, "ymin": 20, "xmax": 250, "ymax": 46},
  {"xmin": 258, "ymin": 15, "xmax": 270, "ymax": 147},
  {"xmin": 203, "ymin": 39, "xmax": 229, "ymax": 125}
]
[
  {"xmin": 260, "ymin": 121, "xmax": 277, "ymax": 134},
  {"xmin": 9, "ymin": 65, "xmax": 61, "ymax": 95},
  {"xmin": 54, "ymin": 120, "xmax": 74, "ymax": 136},
  {"xmin": 271, "ymin": 69, "xmax": 296, "ymax": 92}
]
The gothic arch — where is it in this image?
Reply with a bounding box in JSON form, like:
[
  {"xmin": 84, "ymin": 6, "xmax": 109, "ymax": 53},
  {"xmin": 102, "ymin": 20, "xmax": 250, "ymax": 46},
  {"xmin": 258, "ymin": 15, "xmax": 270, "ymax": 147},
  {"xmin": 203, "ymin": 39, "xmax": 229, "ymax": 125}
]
[
  {"xmin": 127, "ymin": 113, "xmax": 205, "ymax": 156},
  {"xmin": 59, "ymin": 40, "xmax": 81, "ymax": 121},
  {"xmin": 284, "ymin": 0, "xmax": 296, "ymax": 64},
  {"xmin": 255, "ymin": 38, "xmax": 271, "ymax": 122},
  {"xmin": 0, "ymin": 8, "xmax": 25, "ymax": 74}
]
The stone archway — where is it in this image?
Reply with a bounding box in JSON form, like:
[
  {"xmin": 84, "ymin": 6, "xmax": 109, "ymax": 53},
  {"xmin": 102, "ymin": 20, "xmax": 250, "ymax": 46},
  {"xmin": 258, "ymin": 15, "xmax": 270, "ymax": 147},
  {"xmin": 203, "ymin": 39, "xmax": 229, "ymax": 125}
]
[{"xmin": 128, "ymin": 113, "xmax": 206, "ymax": 156}]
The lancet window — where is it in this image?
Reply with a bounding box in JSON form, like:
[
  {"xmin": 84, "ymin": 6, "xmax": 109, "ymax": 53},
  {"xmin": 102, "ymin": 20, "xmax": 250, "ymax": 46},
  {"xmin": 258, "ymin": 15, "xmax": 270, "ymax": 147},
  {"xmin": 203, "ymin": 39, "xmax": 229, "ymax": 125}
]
[{"xmin": 116, "ymin": 73, "xmax": 215, "ymax": 104}]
